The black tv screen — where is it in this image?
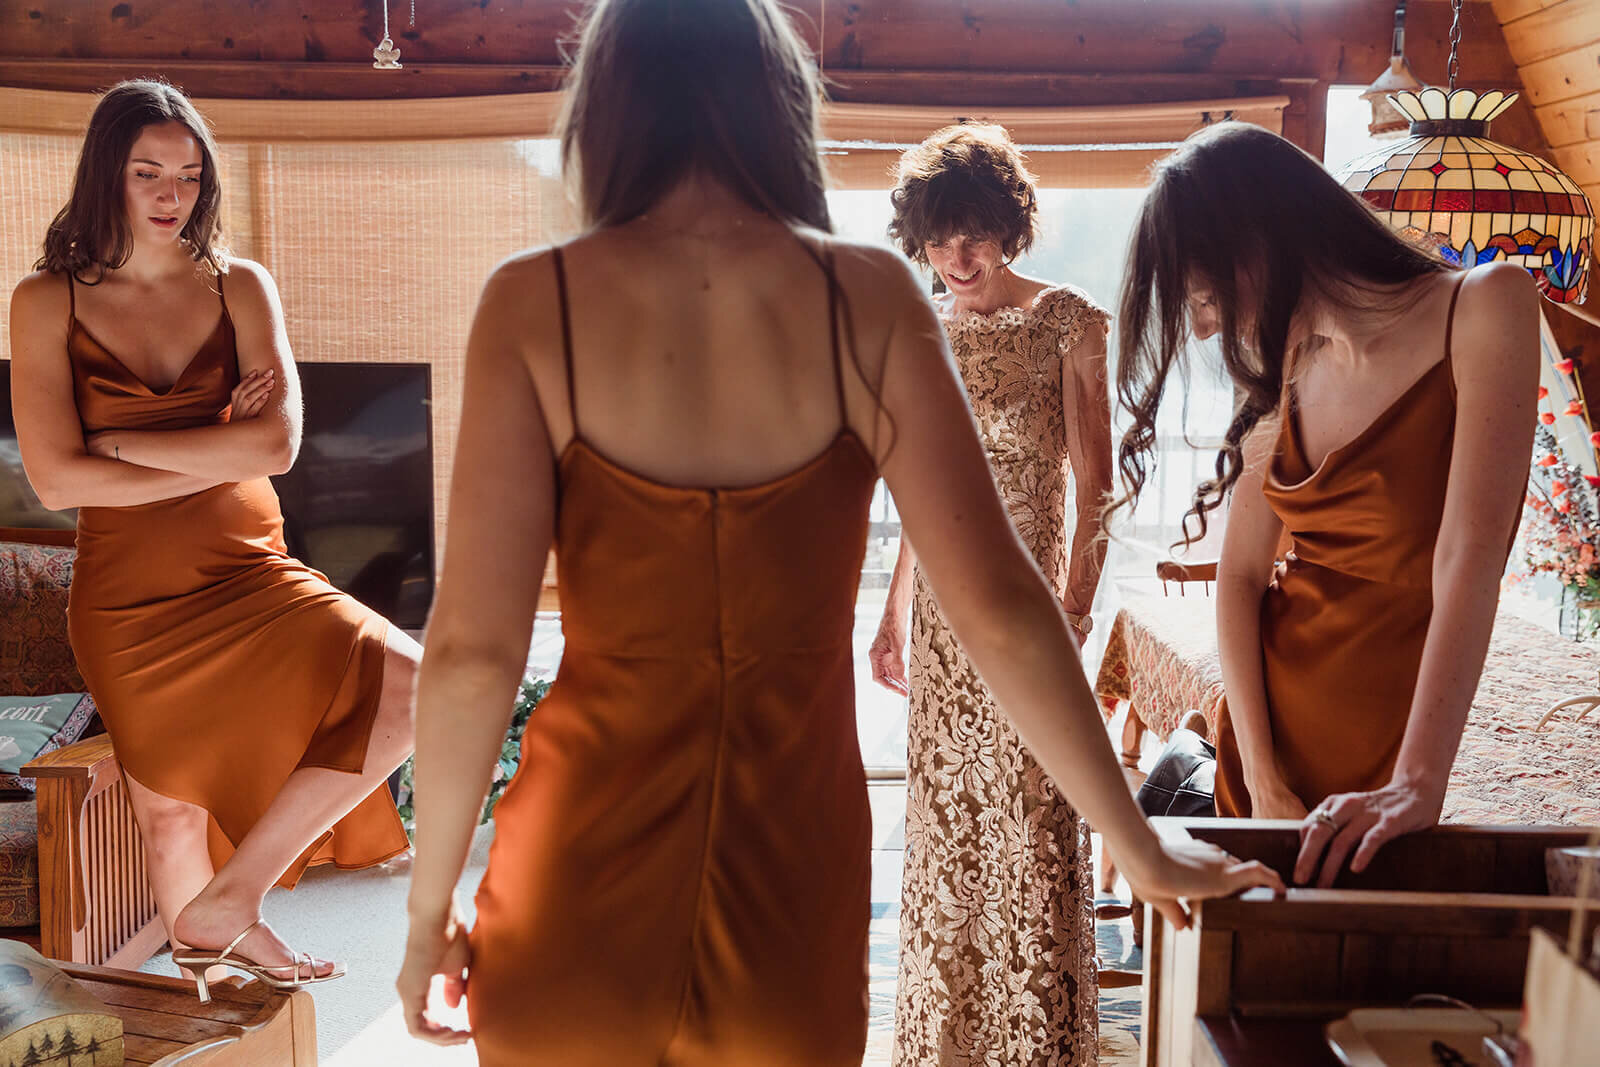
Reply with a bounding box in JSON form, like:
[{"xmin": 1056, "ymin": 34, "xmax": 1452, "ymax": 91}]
[{"xmin": 1, "ymin": 360, "xmax": 435, "ymax": 631}]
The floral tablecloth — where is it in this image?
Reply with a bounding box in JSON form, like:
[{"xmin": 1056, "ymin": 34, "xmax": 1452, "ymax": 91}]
[
  {"xmin": 1093, "ymin": 593, "xmax": 1224, "ymax": 740},
  {"xmin": 1093, "ymin": 594, "xmax": 1600, "ymax": 824}
]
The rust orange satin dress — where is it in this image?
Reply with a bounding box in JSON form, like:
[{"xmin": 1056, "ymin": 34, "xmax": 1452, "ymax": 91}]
[
  {"xmin": 1215, "ymin": 272, "xmax": 1516, "ymax": 816},
  {"xmin": 467, "ymin": 249, "xmax": 877, "ymax": 1066},
  {"xmin": 63, "ymin": 272, "xmax": 409, "ymax": 886}
]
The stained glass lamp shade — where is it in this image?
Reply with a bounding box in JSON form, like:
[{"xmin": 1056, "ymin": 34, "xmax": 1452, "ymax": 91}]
[{"xmin": 1335, "ymin": 87, "xmax": 1594, "ymax": 304}]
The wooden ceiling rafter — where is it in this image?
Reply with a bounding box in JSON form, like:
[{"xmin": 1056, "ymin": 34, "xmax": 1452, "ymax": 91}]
[{"xmin": 1487, "ymin": 0, "xmax": 1600, "ymax": 332}]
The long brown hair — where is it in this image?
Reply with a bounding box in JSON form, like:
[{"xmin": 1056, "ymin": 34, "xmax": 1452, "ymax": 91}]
[
  {"xmin": 1113, "ymin": 121, "xmax": 1451, "ymax": 545},
  {"xmin": 36, "ymin": 79, "xmax": 228, "ymax": 282},
  {"xmin": 558, "ymin": 0, "xmax": 831, "ymax": 232}
]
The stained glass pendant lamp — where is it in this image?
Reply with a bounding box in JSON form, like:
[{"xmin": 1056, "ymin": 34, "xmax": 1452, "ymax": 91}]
[{"xmin": 1335, "ymin": 0, "xmax": 1594, "ymax": 304}]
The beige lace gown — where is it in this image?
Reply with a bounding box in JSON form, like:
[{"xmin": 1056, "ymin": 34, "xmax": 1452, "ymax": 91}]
[{"xmin": 895, "ymin": 286, "xmax": 1108, "ymax": 1067}]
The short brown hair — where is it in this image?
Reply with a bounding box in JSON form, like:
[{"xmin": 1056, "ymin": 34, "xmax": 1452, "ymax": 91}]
[
  {"xmin": 36, "ymin": 79, "xmax": 228, "ymax": 281},
  {"xmin": 559, "ymin": 0, "xmax": 830, "ymax": 232},
  {"xmin": 888, "ymin": 123, "xmax": 1038, "ymax": 265}
]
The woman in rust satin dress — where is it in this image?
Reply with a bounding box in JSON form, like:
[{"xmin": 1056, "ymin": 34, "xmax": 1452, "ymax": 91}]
[
  {"xmin": 1114, "ymin": 122, "xmax": 1539, "ymax": 887},
  {"xmin": 396, "ymin": 1, "xmax": 1280, "ymax": 1063},
  {"xmin": 9, "ymin": 81, "xmax": 416, "ymax": 989}
]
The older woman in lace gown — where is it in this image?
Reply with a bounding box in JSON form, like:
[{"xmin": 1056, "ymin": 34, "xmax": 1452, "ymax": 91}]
[{"xmin": 867, "ymin": 123, "xmax": 1115, "ymax": 1066}]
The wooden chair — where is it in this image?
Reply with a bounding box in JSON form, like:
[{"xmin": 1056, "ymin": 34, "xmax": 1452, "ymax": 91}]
[{"xmin": 1, "ymin": 527, "xmax": 163, "ymax": 967}]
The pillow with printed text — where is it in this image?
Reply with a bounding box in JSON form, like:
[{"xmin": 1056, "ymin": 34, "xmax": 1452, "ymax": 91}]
[{"xmin": 0, "ymin": 694, "xmax": 98, "ymax": 792}]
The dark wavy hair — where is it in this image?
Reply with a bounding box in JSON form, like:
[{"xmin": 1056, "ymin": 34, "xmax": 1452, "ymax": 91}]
[
  {"xmin": 36, "ymin": 79, "xmax": 228, "ymax": 281},
  {"xmin": 1113, "ymin": 121, "xmax": 1451, "ymax": 546},
  {"xmin": 888, "ymin": 123, "xmax": 1038, "ymax": 264},
  {"xmin": 559, "ymin": 0, "xmax": 830, "ymax": 232}
]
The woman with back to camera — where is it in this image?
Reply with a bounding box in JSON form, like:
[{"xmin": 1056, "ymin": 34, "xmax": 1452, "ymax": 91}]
[
  {"xmin": 866, "ymin": 122, "xmax": 1117, "ymax": 1065},
  {"xmin": 9, "ymin": 80, "xmax": 418, "ymax": 997},
  {"xmin": 395, "ymin": 3, "xmax": 1281, "ymax": 1064},
  {"xmin": 1114, "ymin": 122, "xmax": 1538, "ymax": 888}
]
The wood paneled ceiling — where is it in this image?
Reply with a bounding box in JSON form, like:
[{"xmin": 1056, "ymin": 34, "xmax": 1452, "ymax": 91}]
[{"xmin": 1491, "ymin": 0, "xmax": 1600, "ymax": 323}]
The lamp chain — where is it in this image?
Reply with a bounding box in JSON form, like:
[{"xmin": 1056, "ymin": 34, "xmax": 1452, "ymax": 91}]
[{"xmin": 1447, "ymin": 0, "xmax": 1462, "ymax": 91}]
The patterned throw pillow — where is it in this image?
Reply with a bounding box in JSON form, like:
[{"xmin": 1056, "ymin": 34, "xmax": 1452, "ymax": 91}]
[
  {"xmin": 0, "ymin": 541, "xmax": 84, "ymax": 696},
  {"xmin": 0, "ymin": 694, "xmax": 99, "ymax": 793}
]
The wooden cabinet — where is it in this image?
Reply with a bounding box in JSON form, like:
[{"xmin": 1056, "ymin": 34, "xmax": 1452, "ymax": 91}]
[{"xmin": 1142, "ymin": 820, "xmax": 1600, "ymax": 1067}]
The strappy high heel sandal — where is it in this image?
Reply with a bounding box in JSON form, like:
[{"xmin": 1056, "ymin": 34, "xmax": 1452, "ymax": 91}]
[{"xmin": 171, "ymin": 918, "xmax": 347, "ymax": 1003}]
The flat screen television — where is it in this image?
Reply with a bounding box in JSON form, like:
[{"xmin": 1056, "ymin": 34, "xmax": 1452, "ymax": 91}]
[{"xmin": 1, "ymin": 359, "xmax": 436, "ymax": 631}]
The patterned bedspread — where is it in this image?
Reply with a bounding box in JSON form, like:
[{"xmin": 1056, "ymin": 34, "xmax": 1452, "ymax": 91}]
[{"xmin": 1093, "ymin": 593, "xmax": 1600, "ymax": 824}]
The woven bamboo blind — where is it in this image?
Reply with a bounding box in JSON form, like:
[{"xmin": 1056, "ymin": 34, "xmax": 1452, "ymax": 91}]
[
  {"xmin": 0, "ymin": 86, "xmax": 1287, "ymax": 563},
  {"xmin": 0, "ymin": 106, "xmax": 578, "ymax": 560}
]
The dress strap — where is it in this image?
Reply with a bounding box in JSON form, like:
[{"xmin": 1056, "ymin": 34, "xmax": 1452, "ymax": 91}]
[
  {"xmin": 823, "ymin": 245, "xmax": 847, "ymax": 429},
  {"xmin": 65, "ymin": 271, "xmax": 76, "ymax": 322},
  {"xmin": 551, "ymin": 246, "xmax": 579, "ymax": 437},
  {"xmin": 215, "ymin": 267, "xmax": 227, "ymax": 312}
]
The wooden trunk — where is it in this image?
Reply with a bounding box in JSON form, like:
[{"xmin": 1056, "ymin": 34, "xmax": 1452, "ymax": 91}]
[
  {"xmin": 58, "ymin": 962, "xmax": 316, "ymax": 1066},
  {"xmin": 1141, "ymin": 820, "xmax": 1600, "ymax": 1067}
]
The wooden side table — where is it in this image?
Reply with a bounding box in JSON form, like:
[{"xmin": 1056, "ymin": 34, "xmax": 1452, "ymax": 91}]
[{"xmin": 57, "ymin": 961, "xmax": 316, "ymax": 1065}]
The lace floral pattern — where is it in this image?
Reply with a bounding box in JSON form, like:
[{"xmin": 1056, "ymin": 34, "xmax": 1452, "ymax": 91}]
[{"xmin": 895, "ymin": 287, "xmax": 1109, "ymax": 1067}]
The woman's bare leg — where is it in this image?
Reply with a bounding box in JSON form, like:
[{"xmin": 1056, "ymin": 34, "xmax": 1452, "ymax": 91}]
[
  {"xmin": 171, "ymin": 629, "xmax": 420, "ymax": 974},
  {"xmin": 121, "ymin": 776, "xmax": 214, "ymax": 944},
  {"xmin": 120, "ymin": 777, "xmax": 231, "ymax": 983}
]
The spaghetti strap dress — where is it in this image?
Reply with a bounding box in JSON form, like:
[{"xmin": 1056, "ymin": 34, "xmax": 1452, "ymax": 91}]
[
  {"xmin": 1214, "ymin": 270, "xmax": 1520, "ymax": 815},
  {"xmin": 466, "ymin": 247, "xmax": 879, "ymax": 1066},
  {"xmin": 63, "ymin": 271, "xmax": 409, "ymax": 885}
]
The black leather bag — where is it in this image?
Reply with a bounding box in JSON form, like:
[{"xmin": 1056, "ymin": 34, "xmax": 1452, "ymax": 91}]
[{"xmin": 1135, "ymin": 727, "xmax": 1217, "ymax": 818}]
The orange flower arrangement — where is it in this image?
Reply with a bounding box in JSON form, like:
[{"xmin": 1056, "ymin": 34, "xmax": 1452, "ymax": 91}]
[{"xmin": 1521, "ymin": 425, "xmax": 1600, "ymax": 635}]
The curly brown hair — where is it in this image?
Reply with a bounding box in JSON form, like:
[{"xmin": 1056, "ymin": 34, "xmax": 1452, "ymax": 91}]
[{"xmin": 888, "ymin": 123, "xmax": 1038, "ymax": 265}]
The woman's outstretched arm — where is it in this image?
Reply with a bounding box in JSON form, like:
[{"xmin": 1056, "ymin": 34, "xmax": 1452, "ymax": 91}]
[{"xmin": 398, "ymin": 250, "xmax": 558, "ymax": 1045}]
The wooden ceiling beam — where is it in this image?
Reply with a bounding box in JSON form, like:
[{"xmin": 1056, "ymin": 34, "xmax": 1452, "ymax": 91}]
[
  {"xmin": 1516, "ymin": 44, "xmax": 1600, "ymax": 107},
  {"xmin": 0, "ymin": 58, "xmax": 569, "ymax": 99},
  {"xmin": 1497, "ymin": 0, "xmax": 1600, "ymax": 68},
  {"xmin": 0, "ymin": 1, "xmax": 1522, "ymax": 97},
  {"xmin": 1534, "ymin": 89, "xmax": 1600, "ymax": 148}
]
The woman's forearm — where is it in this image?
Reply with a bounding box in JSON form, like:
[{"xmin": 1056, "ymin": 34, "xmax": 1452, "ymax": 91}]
[
  {"xmin": 32, "ymin": 452, "xmax": 221, "ymax": 510},
  {"xmin": 883, "ymin": 538, "xmax": 918, "ymax": 625},
  {"xmin": 97, "ymin": 419, "xmax": 294, "ymax": 482},
  {"xmin": 407, "ymin": 643, "xmax": 523, "ymax": 921},
  {"xmin": 1390, "ymin": 550, "xmax": 1504, "ymax": 803},
  {"xmin": 1062, "ymin": 498, "xmax": 1107, "ymax": 615},
  {"xmin": 1216, "ymin": 575, "xmax": 1280, "ymax": 790}
]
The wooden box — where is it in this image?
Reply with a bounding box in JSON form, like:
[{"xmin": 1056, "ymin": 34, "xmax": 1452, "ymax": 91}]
[
  {"xmin": 57, "ymin": 963, "xmax": 316, "ymax": 1066},
  {"xmin": 1141, "ymin": 820, "xmax": 1600, "ymax": 1067}
]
